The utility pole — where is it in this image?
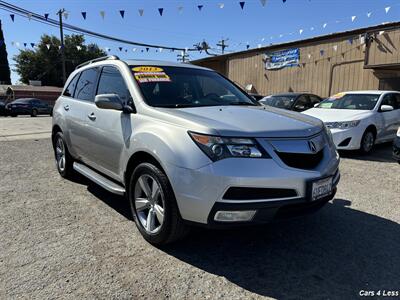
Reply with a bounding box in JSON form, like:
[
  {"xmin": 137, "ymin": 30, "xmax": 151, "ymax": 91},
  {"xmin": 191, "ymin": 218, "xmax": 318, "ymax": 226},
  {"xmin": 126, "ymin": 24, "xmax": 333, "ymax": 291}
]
[
  {"xmin": 217, "ymin": 38, "xmax": 229, "ymax": 54},
  {"xmin": 177, "ymin": 50, "xmax": 189, "ymax": 63},
  {"xmin": 57, "ymin": 8, "xmax": 66, "ymax": 84}
]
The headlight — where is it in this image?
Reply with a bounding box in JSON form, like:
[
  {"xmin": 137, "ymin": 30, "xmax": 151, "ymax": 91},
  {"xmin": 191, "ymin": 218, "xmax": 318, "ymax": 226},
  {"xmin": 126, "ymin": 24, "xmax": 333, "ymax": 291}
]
[
  {"xmin": 324, "ymin": 120, "xmax": 360, "ymax": 129},
  {"xmin": 189, "ymin": 132, "xmax": 270, "ymax": 161},
  {"xmin": 323, "ymin": 124, "xmax": 334, "ymax": 145},
  {"xmin": 397, "ymin": 127, "xmax": 400, "ymax": 137}
]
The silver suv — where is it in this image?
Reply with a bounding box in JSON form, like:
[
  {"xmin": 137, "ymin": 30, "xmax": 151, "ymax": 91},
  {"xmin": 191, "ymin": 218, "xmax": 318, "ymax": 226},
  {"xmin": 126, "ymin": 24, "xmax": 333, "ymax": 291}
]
[{"xmin": 52, "ymin": 56, "xmax": 340, "ymax": 245}]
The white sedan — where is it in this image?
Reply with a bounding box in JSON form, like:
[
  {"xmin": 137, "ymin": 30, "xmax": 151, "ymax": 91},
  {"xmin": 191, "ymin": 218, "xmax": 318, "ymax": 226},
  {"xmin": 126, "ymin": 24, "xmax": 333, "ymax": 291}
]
[{"xmin": 303, "ymin": 91, "xmax": 400, "ymax": 153}]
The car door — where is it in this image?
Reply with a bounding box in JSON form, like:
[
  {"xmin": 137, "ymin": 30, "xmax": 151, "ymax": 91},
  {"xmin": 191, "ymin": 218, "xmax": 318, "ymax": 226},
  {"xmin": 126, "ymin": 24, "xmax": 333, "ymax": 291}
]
[
  {"xmin": 64, "ymin": 68, "xmax": 99, "ymax": 160},
  {"xmin": 377, "ymin": 93, "xmax": 399, "ymax": 141},
  {"xmin": 83, "ymin": 65, "xmax": 130, "ymax": 179}
]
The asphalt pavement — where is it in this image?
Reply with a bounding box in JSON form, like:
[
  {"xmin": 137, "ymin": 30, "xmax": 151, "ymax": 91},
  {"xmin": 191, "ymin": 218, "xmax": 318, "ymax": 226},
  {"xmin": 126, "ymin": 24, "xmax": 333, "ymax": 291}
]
[{"xmin": 0, "ymin": 118, "xmax": 399, "ymax": 299}]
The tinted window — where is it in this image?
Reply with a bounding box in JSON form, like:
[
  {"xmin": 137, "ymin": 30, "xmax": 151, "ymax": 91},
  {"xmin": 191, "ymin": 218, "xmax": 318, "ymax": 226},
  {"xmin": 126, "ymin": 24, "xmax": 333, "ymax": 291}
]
[
  {"xmin": 131, "ymin": 66, "xmax": 256, "ymax": 108},
  {"xmin": 97, "ymin": 66, "xmax": 131, "ymax": 104},
  {"xmin": 63, "ymin": 73, "xmax": 80, "ymax": 97},
  {"xmin": 309, "ymin": 95, "xmax": 321, "ymax": 105},
  {"xmin": 13, "ymin": 99, "xmax": 31, "ymax": 104},
  {"xmin": 293, "ymin": 95, "xmax": 311, "ymax": 111},
  {"xmin": 262, "ymin": 95, "xmax": 297, "ymax": 109},
  {"xmin": 381, "ymin": 94, "xmax": 399, "ymax": 110},
  {"xmin": 75, "ymin": 68, "xmax": 98, "ymax": 101}
]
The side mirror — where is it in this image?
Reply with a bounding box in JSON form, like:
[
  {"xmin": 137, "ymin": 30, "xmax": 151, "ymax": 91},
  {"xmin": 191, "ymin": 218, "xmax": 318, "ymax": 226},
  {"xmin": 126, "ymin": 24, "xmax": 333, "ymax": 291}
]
[
  {"xmin": 380, "ymin": 105, "xmax": 394, "ymax": 112},
  {"xmin": 95, "ymin": 94, "xmax": 123, "ymax": 111}
]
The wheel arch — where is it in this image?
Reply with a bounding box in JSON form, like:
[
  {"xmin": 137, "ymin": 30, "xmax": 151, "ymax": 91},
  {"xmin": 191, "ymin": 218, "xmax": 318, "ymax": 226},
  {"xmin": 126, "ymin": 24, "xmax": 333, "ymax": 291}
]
[
  {"xmin": 51, "ymin": 125, "xmax": 63, "ymax": 147},
  {"xmin": 365, "ymin": 124, "xmax": 377, "ymax": 138}
]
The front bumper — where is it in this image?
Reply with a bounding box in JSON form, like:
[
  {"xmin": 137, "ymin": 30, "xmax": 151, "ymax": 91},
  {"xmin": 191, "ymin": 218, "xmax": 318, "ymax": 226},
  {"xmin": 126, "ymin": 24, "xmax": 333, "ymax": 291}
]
[
  {"xmin": 330, "ymin": 127, "xmax": 364, "ymax": 150},
  {"xmin": 167, "ymin": 147, "xmax": 340, "ymax": 225}
]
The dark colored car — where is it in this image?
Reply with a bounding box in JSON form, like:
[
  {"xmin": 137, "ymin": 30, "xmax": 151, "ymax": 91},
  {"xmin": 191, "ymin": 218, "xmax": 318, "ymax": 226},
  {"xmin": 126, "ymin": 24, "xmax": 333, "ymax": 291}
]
[
  {"xmin": 393, "ymin": 127, "xmax": 400, "ymax": 163},
  {"xmin": 248, "ymin": 93, "xmax": 265, "ymax": 101},
  {"xmin": 5, "ymin": 98, "xmax": 53, "ymax": 117},
  {"xmin": 259, "ymin": 93, "xmax": 323, "ymax": 112}
]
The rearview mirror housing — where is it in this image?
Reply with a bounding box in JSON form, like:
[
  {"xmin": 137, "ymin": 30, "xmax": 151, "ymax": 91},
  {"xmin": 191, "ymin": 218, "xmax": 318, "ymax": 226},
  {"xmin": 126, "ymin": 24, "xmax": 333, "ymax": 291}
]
[
  {"xmin": 380, "ymin": 104, "xmax": 394, "ymax": 112},
  {"xmin": 95, "ymin": 94, "xmax": 123, "ymax": 111}
]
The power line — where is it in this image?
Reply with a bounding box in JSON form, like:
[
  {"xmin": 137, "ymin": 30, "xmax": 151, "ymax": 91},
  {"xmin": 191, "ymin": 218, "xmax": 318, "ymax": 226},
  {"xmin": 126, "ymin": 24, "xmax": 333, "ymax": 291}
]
[{"xmin": 0, "ymin": 0, "xmax": 196, "ymax": 52}]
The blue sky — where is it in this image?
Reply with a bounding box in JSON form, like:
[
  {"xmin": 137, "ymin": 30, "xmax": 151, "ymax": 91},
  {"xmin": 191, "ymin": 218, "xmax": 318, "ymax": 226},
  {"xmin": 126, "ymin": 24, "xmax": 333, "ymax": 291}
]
[{"xmin": 0, "ymin": 0, "xmax": 399, "ymax": 84}]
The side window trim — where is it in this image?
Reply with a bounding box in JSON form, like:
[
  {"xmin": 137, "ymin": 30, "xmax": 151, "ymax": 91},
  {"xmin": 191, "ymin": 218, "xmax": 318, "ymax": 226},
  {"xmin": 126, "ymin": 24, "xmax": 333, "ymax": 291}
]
[
  {"xmin": 96, "ymin": 65, "xmax": 133, "ymax": 104},
  {"xmin": 74, "ymin": 67, "xmax": 100, "ymax": 103},
  {"xmin": 63, "ymin": 72, "xmax": 81, "ymax": 99}
]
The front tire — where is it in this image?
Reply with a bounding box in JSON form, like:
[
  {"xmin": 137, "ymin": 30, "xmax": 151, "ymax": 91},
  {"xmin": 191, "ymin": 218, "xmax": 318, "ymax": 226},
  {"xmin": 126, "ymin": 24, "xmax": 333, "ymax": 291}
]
[
  {"xmin": 128, "ymin": 162, "xmax": 188, "ymax": 246},
  {"xmin": 53, "ymin": 132, "xmax": 74, "ymax": 178},
  {"xmin": 360, "ymin": 130, "xmax": 375, "ymax": 154},
  {"xmin": 31, "ymin": 109, "xmax": 38, "ymax": 117}
]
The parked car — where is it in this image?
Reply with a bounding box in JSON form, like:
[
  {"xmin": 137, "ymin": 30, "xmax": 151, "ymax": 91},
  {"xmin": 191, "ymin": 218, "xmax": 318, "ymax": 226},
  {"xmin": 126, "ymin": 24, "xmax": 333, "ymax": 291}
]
[
  {"xmin": 393, "ymin": 127, "xmax": 400, "ymax": 163},
  {"xmin": 303, "ymin": 91, "xmax": 400, "ymax": 154},
  {"xmin": 5, "ymin": 98, "xmax": 53, "ymax": 117},
  {"xmin": 248, "ymin": 93, "xmax": 265, "ymax": 101},
  {"xmin": 52, "ymin": 56, "xmax": 340, "ymax": 245},
  {"xmin": 259, "ymin": 93, "xmax": 322, "ymax": 112}
]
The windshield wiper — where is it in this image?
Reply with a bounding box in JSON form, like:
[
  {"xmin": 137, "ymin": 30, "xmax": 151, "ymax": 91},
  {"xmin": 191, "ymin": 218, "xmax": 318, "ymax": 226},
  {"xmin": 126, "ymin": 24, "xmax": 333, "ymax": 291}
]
[{"xmin": 226, "ymin": 102, "xmax": 257, "ymax": 106}]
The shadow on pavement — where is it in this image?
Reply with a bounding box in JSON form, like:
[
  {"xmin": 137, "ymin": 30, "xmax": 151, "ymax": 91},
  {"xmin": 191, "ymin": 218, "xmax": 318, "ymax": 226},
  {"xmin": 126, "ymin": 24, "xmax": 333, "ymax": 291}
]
[
  {"xmin": 82, "ymin": 182, "xmax": 400, "ymax": 299},
  {"xmin": 339, "ymin": 142, "xmax": 395, "ymax": 163}
]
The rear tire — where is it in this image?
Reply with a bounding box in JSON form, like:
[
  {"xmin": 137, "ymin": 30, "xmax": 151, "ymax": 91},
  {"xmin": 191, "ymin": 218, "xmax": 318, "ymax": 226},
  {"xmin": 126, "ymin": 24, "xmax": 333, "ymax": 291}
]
[
  {"xmin": 31, "ymin": 109, "xmax": 38, "ymax": 117},
  {"xmin": 53, "ymin": 132, "xmax": 74, "ymax": 178},
  {"xmin": 128, "ymin": 162, "xmax": 189, "ymax": 246},
  {"xmin": 360, "ymin": 129, "xmax": 375, "ymax": 154}
]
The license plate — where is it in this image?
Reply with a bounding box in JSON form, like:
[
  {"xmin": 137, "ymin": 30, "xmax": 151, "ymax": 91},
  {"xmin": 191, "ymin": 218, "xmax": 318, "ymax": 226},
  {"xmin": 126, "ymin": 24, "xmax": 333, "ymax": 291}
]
[{"xmin": 311, "ymin": 177, "xmax": 333, "ymax": 201}]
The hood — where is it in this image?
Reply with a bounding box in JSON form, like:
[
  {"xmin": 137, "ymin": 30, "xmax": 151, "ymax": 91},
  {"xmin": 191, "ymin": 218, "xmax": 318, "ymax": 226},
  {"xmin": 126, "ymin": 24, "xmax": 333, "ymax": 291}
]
[
  {"xmin": 156, "ymin": 105, "xmax": 323, "ymax": 138},
  {"xmin": 303, "ymin": 108, "xmax": 372, "ymax": 122}
]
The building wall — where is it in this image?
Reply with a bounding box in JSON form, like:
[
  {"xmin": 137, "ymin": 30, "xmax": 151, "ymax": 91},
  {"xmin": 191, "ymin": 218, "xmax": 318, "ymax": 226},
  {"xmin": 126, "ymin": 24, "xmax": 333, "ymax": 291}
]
[{"xmin": 194, "ymin": 24, "xmax": 400, "ymax": 98}]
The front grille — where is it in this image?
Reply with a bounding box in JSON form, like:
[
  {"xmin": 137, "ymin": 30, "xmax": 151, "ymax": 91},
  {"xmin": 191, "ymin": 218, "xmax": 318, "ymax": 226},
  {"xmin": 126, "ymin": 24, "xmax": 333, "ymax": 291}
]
[
  {"xmin": 275, "ymin": 149, "xmax": 323, "ymax": 170},
  {"xmin": 223, "ymin": 187, "xmax": 297, "ymax": 200}
]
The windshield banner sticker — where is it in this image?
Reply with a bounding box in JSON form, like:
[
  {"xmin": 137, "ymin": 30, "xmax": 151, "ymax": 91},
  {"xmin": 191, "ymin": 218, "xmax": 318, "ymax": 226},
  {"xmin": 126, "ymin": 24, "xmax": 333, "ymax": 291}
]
[
  {"xmin": 132, "ymin": 66, "xmax": 171, "ymax": 83},
  {"xmin": 264, "ymin": 48, "xmax": 300, "ymax": 70}
]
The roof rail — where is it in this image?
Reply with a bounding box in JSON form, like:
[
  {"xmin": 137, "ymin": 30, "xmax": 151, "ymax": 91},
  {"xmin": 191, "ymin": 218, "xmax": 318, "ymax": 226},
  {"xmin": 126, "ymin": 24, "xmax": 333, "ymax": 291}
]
[{"xmin": 75, "ymin": 55, "xmax": 120, "ymax": 70}]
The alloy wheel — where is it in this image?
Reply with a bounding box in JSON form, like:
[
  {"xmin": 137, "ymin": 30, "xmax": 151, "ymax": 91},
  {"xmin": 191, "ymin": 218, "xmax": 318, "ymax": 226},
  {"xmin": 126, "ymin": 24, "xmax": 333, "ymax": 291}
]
[
  {"xmin": 134, "ymin": 174, "xmax": 165, "ymax": 234},
  {"xmin": 55, "ymin": 137, "xmax": 66, "ymax": 172},
  {"xmin": 362, "ymin": 132, "xmax": 374, "ymax": 153}
]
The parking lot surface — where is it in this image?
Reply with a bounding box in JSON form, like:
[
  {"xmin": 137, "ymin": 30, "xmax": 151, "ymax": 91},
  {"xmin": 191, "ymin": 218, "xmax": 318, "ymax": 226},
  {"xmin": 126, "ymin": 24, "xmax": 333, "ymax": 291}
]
[
  {"xmin": 0, "ymin": 116, "xmax": 51, "ymax": 141},
  {"xmin": 0, "ymin": 127, "xmax": 399, "ymax": 299}
]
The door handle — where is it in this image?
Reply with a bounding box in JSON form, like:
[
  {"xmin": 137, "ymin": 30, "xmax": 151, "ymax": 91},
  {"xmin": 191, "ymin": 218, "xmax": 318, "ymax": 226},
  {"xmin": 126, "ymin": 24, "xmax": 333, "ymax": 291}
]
[
  {"xmin": 87, "ymin": 112, "xmax": 96, "ymax": 121},
  {"xmin": 63, "ymin": 105, "xmax": 70, "ymax": 111}
]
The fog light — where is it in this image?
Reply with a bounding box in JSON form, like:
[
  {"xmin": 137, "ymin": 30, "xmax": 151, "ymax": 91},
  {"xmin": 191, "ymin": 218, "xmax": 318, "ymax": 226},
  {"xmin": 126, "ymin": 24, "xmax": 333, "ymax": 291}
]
[{"xmin": 214, "ymin": 210, "xmax": 256, "ymax": 222}]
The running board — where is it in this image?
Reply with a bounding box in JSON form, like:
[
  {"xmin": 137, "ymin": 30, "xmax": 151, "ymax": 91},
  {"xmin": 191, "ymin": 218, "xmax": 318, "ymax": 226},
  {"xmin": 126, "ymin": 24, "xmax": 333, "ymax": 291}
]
[{"xmin": 73, "ymin": 162, "xmax": 125, "ymax": 195}]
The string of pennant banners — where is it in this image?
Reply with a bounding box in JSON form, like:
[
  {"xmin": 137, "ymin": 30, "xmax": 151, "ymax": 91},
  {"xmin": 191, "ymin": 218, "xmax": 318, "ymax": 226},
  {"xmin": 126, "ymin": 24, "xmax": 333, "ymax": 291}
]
[{"xmin": 2, "ymin": 1, "xmax": 399, "ymax": 58}]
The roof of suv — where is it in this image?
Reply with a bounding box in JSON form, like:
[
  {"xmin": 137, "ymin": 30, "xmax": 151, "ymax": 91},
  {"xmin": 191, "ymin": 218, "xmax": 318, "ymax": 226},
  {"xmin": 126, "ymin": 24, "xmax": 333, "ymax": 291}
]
[{"xmin": 123, "ymin": 59, "xmax": 210, "ymax": 70}]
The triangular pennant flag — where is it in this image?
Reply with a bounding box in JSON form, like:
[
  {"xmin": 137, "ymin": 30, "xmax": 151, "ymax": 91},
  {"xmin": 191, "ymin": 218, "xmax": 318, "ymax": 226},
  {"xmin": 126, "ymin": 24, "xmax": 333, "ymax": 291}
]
[
  {"xmin": 260, "ymin": 0, "xmax": 267, "ymax": 7},
  {"xmin": 23, "ymin": 43, "xmax": 27, "ymax": 47},
  {"xmin": 246, "ymin": 44, "xmax": 250, "ymax": 49},
  {"xmin": 76, "ymin": 45, "xmax": 82, "ymax": 50},
  {"xmin": 307, "ymin": 54, "xmax": 311, "ymax": 59},
  {"xmin": 119, "ymin": 47, "xmax": 123, "ymax": 51},
  {"xmin": 159, "ymin": 48, "xmax": 163, "ymax": 52},
  {"xmin": 30, "ymin": 43, "xmax": 35, "ymax": 48},
  {"xmin": 119, "ymin": 10, "xmax": 125, "ymax": 18},
  {"xmin": 348, "ymin": 38, "xmax": 353, "ymax": 44},
  {"xmin": 367, "ymin": 12, "xmax": 372, "ymax": 18},
  {"xmin": 10, "ymin": 14, "xmax": 14, "ymax": 22},
  {"xmin": 299, "ymin": 29, "xmax": 303, "ymax": 35},
  {"xmin": 219, "ymin": 3, "xmax": 224, "ymax": 8},
  {"xmin": 133, "ymin": 48, "xmax": 136, "ymax": 52},
  {"xmin": 323, "ymin": 23, "xmax": 327, "ymax": 28},
  {"xmin": 146, "ymin": 47, "xmax": 149, "ymax": 52},
  {"xmin": 100, "ymin": 11, "xmax": 105, "ymax": 19},
  {"xmin": 44, "ymin": 13, "xmax": 49, "ymax": 20},
  {"xmin": 11, "ymin": 41, "xmax": 15, "ymax": 46},
  {"xmin": 283, "ymin": 0, "xmax": 286, "ymax": 2},
  {"xmin": 178, "ymin": 6, "xmax": 183, "ymax": 13},
  {"xmin": 239, "ymin": 2, "xmax": 245, "ymax": 9},
  {"xmin": 81, "ymin": 12, "xmax": 86, "ymax": 19},
  {"xmin": 138, "ymin": 9, "xmax": 144, "ymax": 16},
  {"xmin": 158, "ymin": 8, "xmax": 164, "ymax": 16},
  {"xmin": 385, "ymin": 6, "xmax": 390, "ymax": 13},
  {"xmin": 46, "ymin": 44, "xmax": 50, "ymax": 50},
  {"xmin": 333, "ymin": 45, "xmax": 338, "ymax": 51},
  {"xmin": 58, "ymin": 45, "xmax": 62, "ymax": 50},
  {"xmin": 27, "ymin": 13, "xmax": 32, "ymax": 20},
  {"xmin": 197, "ymin": 5, "xmax": 203, "ymax": 11},
  {"xmin": 320, "ymin": 49, "xmax": 324, "ymax": 56},
  {"xmin": 351, "ymin": 16, "xmax": 356, "ymax": 22}
]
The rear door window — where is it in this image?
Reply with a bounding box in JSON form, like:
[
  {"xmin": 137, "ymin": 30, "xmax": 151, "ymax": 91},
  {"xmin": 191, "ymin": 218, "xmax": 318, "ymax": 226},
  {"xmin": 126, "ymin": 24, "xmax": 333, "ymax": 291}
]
[{"xmin": 75, "ymin": 68, "xmax": 98, "ymax": 101}]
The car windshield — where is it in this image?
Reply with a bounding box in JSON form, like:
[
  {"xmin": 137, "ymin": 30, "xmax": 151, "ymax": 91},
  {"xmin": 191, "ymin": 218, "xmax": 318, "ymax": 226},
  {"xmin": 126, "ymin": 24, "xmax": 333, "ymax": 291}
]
[
  {"xmin": 130, "ymin": 66, "xmax": 257, "ymax": 108},
  {"xmin": 261, "ymin": 95, "xmax": 296, "ymax": 109},
  {"xmin": 316, "ymin": 93, "xmax": 379, "ymax": 110}
]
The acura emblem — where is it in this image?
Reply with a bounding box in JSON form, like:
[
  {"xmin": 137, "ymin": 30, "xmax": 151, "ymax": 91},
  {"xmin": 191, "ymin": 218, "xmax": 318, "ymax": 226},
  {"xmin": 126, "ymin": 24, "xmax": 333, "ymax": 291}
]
[{"xmin": 308, "ymin": 140, "xmax": 317, "ymax": 153}]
